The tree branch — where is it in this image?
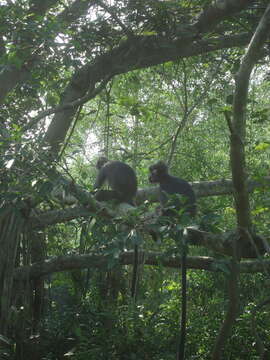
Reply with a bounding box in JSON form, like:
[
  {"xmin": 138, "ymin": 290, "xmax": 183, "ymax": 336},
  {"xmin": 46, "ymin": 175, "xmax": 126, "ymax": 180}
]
[
  {"xmin": 195, "ymin": 0, "xmax": 254, "ymax": 33},
  {"xmin": 230, "ymin": 4, "xmax": 270, "ymax": 231},
  {"xmin": 31, "ymin": 176, "xmax": 270, "ymax": 230},
  {"xmin": 13, "ymin": 250, "xmax": 270, "ymax": 282},
  {"xmin": 211, "ymin": 227, "xmax": 240, "ymax": 360},
  {"xmin": 96, "ymin": 0, "xmax": 134, "ymax": 38}
]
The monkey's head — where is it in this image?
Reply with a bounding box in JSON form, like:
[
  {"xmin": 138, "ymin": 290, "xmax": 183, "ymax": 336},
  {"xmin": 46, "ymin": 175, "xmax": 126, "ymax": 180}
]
[
  {"xmin": 149, "ymin": 161, "xmax": 168, "ymax": 183},
  {"xmin": 96, "ymin": 156, "xmax": 108, "ymax": 170}
]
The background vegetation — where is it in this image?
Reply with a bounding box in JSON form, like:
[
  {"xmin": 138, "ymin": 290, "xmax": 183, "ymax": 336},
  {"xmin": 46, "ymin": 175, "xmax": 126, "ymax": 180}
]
[{"xmin": 1, "ymin": 1, "xmax": 270, "ymax": 359}]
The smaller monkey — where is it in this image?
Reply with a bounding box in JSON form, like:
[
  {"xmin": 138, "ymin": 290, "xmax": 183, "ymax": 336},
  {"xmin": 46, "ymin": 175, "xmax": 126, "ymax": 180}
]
[
  {"xmin": 149, "ymin": 160, "xmax": 196, "ymax": 217},
  {"xmin": 94, "ymin": 157, "xmax": 137, "ymax": 206}
]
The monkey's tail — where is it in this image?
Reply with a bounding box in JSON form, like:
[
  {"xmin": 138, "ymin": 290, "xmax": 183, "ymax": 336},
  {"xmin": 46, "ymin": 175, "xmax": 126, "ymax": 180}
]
[
  {"xmin": 177, "ymin": 242, "xmax": 187, "ymax": 360},
  {"xmin": 131, "ymin": 244, "xmax": 138, "ymax": 299}
]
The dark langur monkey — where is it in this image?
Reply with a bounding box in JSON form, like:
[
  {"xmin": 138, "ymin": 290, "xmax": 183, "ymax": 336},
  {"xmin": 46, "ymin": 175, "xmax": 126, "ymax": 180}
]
[
  {"xmin": 148, "ymin": 160, "xmax": 196, "ymax": 360},
  {"xmin": 149, "ymin": 160, "xmax": 196, "ymax": 217},
  {"xmin": 94, "ymin": 157, "xmax": 137, "ymax": 206},
  {"xmin": 94, "ymin": 157, "xmax": 139, "ymax": 298}
]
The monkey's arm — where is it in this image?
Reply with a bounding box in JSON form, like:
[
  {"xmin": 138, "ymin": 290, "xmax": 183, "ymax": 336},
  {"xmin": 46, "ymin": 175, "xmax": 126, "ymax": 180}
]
[{"xmin": 93, "ymin": 168, "xmax": 107, "ymax": 189}]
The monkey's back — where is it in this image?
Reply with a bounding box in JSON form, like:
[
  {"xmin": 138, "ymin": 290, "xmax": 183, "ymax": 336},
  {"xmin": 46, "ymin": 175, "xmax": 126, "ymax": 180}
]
[
  {"xmin": 103, "ymin": 160, "xmax": 138, "ymax": 199},
  {"xmin": 160, "ymin": 174, "xmax": 196, "ymax": 216}
]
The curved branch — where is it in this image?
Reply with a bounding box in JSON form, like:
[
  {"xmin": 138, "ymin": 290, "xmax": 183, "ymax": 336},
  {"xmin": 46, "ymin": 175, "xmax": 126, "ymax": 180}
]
[{"xmin": 230, "ymin": 4, "xmax": 270, "ymax": 231}]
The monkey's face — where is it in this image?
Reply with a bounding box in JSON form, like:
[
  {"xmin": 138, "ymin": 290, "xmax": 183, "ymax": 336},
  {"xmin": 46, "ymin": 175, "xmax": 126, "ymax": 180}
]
[
  {"xmin": 149, "ymin": 161, "xmax": 168, "ymax": 183},
  {"xmin": 149, "ymin": 168, "xmax": 160, "ymax": 183},
  {"xmin": 96, "ymin": 156, "xmax": 108, "ymax": 170}
]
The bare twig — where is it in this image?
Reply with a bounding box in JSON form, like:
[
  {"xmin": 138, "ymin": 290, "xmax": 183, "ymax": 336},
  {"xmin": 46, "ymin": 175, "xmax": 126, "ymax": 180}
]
[
  {"xmin": 96, "ymin": 0, "xmax": 133, "ymax": 38},
  {"xmin": 167, "ymin": 56, "xmax": 224, "ymax": 165}
]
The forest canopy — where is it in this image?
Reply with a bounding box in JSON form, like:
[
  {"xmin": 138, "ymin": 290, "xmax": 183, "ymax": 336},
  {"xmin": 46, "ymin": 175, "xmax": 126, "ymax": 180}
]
[{"xmin": 1, "ymin": 1, "xmax": 270, "ymax": 359}]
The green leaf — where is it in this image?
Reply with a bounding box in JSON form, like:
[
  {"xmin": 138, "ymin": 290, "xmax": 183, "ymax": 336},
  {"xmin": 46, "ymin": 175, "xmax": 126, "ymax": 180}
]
[{"xmin": 255, "ymin": 142, "xmax": 270, "ymax": 151}]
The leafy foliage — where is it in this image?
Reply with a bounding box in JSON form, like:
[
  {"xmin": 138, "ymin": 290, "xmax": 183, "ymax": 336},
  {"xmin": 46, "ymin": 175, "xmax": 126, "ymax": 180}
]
[{"xmin": 1, "ymin": 1, "xmax": 270, "ymax": 359}]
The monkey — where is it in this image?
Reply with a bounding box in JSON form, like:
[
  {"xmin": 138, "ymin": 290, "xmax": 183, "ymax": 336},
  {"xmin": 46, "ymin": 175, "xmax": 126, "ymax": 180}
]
[
  {"xmin": 148, "ymin": 160, "xmax": 196, "ymax": 360},
  {"xmin": 149, "ymin": 160, "xmax": 196, "ymax": 218},
  {"xmin": 94, "ymin": 156, "xmax": 139, "ymax": 299},
  {"xmin": 94, "ymin": 156, "xmax": 137, "ymax": 206}
]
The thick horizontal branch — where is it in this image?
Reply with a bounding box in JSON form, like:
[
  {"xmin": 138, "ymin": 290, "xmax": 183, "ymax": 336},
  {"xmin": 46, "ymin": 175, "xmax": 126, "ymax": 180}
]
[
  {"xmin": 13, "ymin": 251, "xmax": 270, "ymax": 282},
  {"xmin": 136, "ymin": 176, "xmax": 270, "ymax": 202},
  {"xmin": 186, "ymin": 227, "xmax": 266, "ymax": 259},
  {"xmin": 31, "ymin": 176, "xmax": 270, "ymax": 229}
]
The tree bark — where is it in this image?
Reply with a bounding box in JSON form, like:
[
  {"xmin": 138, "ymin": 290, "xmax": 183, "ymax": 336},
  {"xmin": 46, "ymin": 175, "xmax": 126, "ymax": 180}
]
[
  {"xmin": 13, "ymin": 250, "xmax": 270, "ymax": 282},
  {"xmin": 230, "ymin": 4, "xmax": 270, "ymax": 231}
]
